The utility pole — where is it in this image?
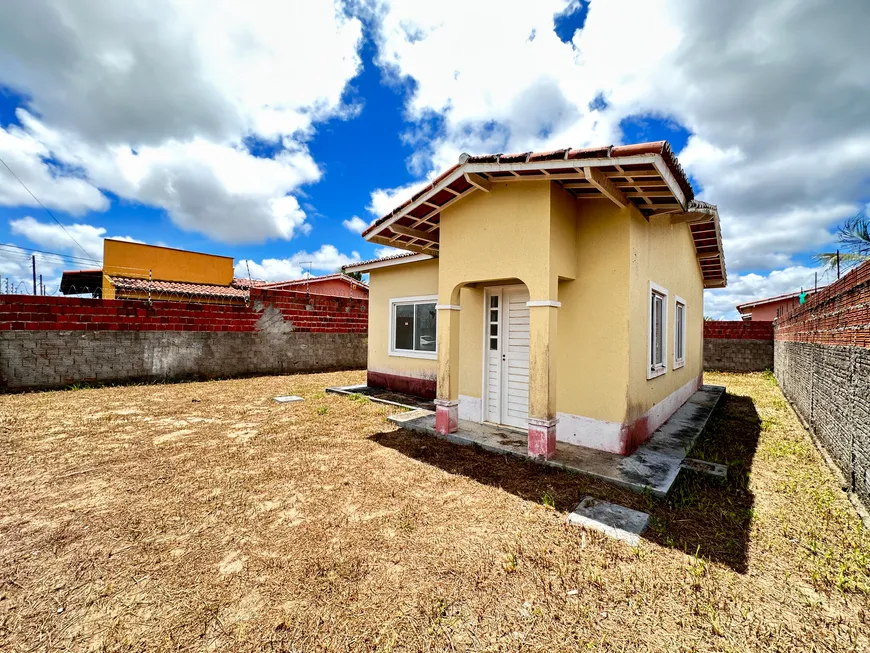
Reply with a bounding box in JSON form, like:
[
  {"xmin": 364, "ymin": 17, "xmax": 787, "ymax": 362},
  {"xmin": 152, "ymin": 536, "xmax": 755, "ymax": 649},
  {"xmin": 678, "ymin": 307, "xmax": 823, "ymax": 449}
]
[
  {"xmin": 814, "ymin": 272, "xmax": 817, "ymax": 293},
  {"xmin": 39, "ymin": 274, "xmax": 43, "ymax": 295},
  {"xmin": 837, "ymin": 249, "xmax": 840, "ymax": 279},
  {"xmin": 32, "ymin": 255, "xmax": 37, "ymax": 295}
]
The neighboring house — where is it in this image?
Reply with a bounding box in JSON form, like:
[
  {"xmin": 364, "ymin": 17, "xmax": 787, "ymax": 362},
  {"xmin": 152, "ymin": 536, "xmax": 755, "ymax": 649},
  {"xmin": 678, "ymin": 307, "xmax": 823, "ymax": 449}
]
[
  {"xmin": 736, "ymin": 288, "xmax": 823, "ymax": 321},
  {"xmin": 344, "ymin": 141, "xmax": 726, "ymax": 458},
  {"xmin": 60, "ymin": 240, "xmax": 368, "ymax": 304},
  {"xmin": 262, "ymin": 273, "xmax": 368, "ymax": 299},
  {"xmin": 60, "ymin": 240, "xmax": 249, "ymax": 303}
]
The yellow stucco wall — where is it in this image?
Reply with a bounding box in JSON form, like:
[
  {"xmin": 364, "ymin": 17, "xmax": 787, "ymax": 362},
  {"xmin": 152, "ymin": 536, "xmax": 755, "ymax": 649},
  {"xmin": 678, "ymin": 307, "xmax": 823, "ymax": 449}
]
[
  {"xmin": 438, "ymin": 182, "xmax": 553, "ymax": 302},
  {"xmin": 367, "ymin": 258, "xmax": 440, "ymax": 380},
  {"xmin": 555, "ymin": 197, "xmax": 633, "ymax": 422},
  {"xmin": 458, "ymin": 285, "xmax": 484, "ymax": 399},
  {"xmin": 102, "ymin": 240, "xmax": 234, "ymax": 298},
  {"xmin": 626, "ymin": 212, "xmax": 705, "ymax": 419}
]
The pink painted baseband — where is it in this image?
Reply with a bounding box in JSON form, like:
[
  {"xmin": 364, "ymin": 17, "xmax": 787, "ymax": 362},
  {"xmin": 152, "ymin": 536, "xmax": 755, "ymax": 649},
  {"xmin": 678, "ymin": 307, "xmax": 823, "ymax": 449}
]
[
  {"xmin": 528, "ymin": 418, "xmax": 557, "ymax": 459},
  {"xmin": 434, "ymin": 400, "xmax": 458, "ymax": 435},
  {"xmin": 367, "ymin": 370, "xmax": 436, "ymax": 399}
]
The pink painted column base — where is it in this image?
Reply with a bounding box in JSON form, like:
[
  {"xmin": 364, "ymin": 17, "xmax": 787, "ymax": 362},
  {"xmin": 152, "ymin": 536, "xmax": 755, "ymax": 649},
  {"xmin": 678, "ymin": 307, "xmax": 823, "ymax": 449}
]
[
  {"xmin": 528, "ymin": 418, "xmax": 557, "ymax": 459},
  {"xmin": 434, "ymin": 399, "xmax": 459, "ymax": 435}
]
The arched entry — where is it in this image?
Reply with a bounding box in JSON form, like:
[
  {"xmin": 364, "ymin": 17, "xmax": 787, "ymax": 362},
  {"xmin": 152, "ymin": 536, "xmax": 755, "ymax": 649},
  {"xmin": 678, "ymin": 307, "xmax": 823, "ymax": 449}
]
[{"xmin": 483, "ymin": 284, "xmax": 530, "ymax": 429}]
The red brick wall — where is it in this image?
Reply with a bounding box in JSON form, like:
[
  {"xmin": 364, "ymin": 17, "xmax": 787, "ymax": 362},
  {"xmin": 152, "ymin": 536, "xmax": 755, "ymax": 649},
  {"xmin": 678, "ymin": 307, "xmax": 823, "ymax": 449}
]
[
  {"xmin": 774, "ymin": 260, "xmax": 870, "ymax": 348},
  {"xmin": 773, "ymin": 260, "xmax": 870, "ymax": 511},
  {"xmin": 704, "ymin": 320, "xmax": 773, "ymax": 340},
  {"xmin": 0, "ymin": 288, "xmax": 367, "ymax": 334}
]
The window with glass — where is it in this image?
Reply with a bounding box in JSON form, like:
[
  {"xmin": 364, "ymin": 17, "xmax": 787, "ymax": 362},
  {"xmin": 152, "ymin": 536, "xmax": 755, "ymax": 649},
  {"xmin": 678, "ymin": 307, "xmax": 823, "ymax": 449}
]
[
  {"xmin": 489, "ymin": 294, "xmax": 499, "ymax": 351},
  {"xmin": 390, "ymin": 297, "xmax": 437, "ymax": 358},
  {"xmin": 674, "ymin": 299, "xmax": 686, "ymax": 368},
  {"xmin": 649, "ymin": 283, "xmax": 667, "ymax": 378}
]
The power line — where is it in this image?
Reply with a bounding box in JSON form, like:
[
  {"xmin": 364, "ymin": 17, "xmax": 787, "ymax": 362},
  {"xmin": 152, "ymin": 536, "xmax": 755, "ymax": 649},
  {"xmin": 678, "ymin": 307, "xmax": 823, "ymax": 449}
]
[
  {"xmin": 0, "ymin": 154, "xmax": 94, "ymax": 260},
  {"xmin": 0, "ymin": 243, "xmax": 100, "ymax": 266}
]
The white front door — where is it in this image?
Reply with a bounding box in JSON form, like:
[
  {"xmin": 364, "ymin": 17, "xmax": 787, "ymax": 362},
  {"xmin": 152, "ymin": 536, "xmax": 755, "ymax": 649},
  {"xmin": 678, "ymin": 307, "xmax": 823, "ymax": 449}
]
[{"xmin": 484, "ymin": 286, "xmax": 530, "ymax": 429}]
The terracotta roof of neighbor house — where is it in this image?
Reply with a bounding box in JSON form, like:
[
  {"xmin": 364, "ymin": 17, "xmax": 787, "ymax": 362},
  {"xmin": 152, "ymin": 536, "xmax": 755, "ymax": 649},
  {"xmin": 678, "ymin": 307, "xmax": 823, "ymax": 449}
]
[
  {"xmin": 736, "ymin": 287, "xmax": 826, "ymax": 313},
  {"xmin": 361, "ymin": 140, "xmax": 727, "ymax": 288},
  {"xmin": 342, "ymin": 251, "xmax": 431, "ymax": 272},
  {"xmin": 261, "ymin": 273, "xmax": 368, "ymax": 290},
  {"xmin": 107, "ymin": 276, "xmax": 257, "ymax": 299}
]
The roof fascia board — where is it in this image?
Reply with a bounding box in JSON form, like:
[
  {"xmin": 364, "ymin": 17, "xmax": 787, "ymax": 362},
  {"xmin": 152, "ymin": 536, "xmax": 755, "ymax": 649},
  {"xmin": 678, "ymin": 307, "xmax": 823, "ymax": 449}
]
[
  {"xmin": 344, "ymin": 253, "xmax": 433, "ymax": 273},
  {"xmin": 366, "ymin": 155, "xmax": 665, "ymax": 241},
  {"xmin": 366, "ymin": 168, "xmax": 467, "ymax": 239},
  {"xmin": 651, "ymin": 155, "xmax": 686, "ymax": 209},
  {"xmin": 462, "ymin": 153, "xmax": 659, "ymax": 174}
]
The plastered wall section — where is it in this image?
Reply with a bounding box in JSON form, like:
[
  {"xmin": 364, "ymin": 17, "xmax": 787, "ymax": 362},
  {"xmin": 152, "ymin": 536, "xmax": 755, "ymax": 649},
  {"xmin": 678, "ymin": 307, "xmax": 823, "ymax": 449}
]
[
  {"xmin": 438, "ymin": 182, "xmax": 553, "ymax": 302},
  {"xmin": 367, "ymin": 258, "xmax": 439, "ymax": 382},
  {"xmin": 627, "ymin": 211, "xmax": 705, "ymax": 419},
  {"xmin": 103, "ymin": 239, "xmax": 234, "ymax": 298},
  {"xmin": 554, "ymin": 192, "xmax": 631, "ymax": 423},
  {"xmin": 443, "ymin": 182, "xmax": 632, "ymax": 424}
]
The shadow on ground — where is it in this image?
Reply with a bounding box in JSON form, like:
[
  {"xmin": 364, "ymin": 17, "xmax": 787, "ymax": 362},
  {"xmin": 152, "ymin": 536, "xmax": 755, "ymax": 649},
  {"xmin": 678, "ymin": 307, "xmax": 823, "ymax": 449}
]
[{"xmin": 370, "ymin": 391, "xmax": 761, "ymax": 573}]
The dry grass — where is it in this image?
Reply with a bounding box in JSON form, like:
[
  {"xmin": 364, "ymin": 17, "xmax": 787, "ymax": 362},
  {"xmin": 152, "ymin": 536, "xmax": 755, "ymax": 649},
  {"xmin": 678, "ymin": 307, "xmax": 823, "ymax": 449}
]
[{"xmin": 0, "ymin": 370, "xmax": 868, "ymax": 652}]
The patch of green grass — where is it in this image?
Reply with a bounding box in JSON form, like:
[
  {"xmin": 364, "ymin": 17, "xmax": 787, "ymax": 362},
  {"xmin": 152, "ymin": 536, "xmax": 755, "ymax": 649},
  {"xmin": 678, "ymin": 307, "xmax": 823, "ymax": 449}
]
[
  {"xmin": 315, "ymin": 405, "xmax": 329, "ymax": 416},
  {"xmin": 541, "ymin": 491, "xmax": 555, "ymax": 509}
]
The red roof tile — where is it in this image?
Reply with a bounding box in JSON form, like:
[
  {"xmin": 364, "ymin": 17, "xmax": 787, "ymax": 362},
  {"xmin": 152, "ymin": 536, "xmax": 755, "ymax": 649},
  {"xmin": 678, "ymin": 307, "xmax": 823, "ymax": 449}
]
[{"xmin": 107, "ymin": 276, "xmax": 254, "ymax": 299}]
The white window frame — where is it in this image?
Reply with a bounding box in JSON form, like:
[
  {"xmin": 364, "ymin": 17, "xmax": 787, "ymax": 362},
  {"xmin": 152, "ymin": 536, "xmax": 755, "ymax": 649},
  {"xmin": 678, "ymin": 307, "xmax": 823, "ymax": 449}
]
[
  {"xmin": 388, "ymin": 295, "xmax": 438, "ymax": 360},
  {"xmin": 673, "ymin": 295, "xmax": 686, "ymax": 370},
  {"xmin": 648, "ymin": 281, "xmax": 668, "ymax": 380}
]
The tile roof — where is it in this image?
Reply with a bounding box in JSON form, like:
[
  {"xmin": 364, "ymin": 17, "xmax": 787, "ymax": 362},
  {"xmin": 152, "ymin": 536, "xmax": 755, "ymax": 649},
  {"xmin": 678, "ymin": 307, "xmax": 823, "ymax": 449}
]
[
  {"xmin": 342, "ymin": 252, "xmax": 423, "ymax": 270},
  {"xmin": 107, "ymin": 276, "xmax": 255, "ymax": 299},
  {"xmin": 736, "ymin": 287, "xmax": 826, "ymax": 312},
  {"xmin": 357, "ymin": 139, "xmax": 726, "ymax": 288},
  {"xmin": 261, "ymin": 273, "xmax": 368, "ymax": 289},
  {"xmin": 362, "ymin": 140, "xmax": 694, "ymax": 239}
]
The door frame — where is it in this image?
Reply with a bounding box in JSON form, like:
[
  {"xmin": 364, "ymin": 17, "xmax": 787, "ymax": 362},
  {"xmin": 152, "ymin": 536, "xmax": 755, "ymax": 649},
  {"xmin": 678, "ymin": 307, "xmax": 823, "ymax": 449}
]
[{"xmin": 481, "ymin": 284, "xmax": 528, "ymax": 429}]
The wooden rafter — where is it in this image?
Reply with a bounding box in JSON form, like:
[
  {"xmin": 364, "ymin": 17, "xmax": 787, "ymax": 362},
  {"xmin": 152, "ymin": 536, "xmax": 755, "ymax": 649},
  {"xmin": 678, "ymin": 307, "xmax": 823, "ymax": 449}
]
[
  {"xmin": 391, "ymin": 224, "xmax": 439, "ymax": 242},
  {"xmin": 464, "ymin": 173, "xmax": 492, "ymax": 192},
  {"xmin": 583, "ymin": 167, "xmax": 628, "ymax": 208},
  {"xmin": 615, "ymin": 164, "xmax": 653, "ymax": 207}
]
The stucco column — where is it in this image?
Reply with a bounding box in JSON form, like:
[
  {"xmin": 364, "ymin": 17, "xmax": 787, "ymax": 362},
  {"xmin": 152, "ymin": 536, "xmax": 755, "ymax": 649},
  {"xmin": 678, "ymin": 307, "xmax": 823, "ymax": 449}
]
[
  {"xmin": 435, "ymin": 304, "xmax": 461, "ymax": 434},
  {"xmin": 527, "ymin": 300, "xmax": 559, "ymax": 459}
]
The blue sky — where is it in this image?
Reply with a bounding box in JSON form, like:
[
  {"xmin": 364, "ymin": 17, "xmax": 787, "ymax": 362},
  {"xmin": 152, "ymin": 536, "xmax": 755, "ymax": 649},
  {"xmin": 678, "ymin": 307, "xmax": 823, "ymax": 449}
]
[{"xmin": 0, "ymin": 0, "xmax": 867, "ymax": 316}]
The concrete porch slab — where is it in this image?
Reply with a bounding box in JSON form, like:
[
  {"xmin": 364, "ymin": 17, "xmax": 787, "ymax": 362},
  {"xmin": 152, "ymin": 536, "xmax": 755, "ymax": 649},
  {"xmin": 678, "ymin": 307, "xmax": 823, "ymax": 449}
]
[
  {"xmin": 567, "ymin": 497, "xmax": 650, "ymax": 545},
  {"xmin": 386, "ymin": 385, "xmax": 725, "ymax": 499}
]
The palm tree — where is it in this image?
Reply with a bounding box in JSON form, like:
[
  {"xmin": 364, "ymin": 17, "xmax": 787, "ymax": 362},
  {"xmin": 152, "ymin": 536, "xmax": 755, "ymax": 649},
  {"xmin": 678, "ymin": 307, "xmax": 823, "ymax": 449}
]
[{"xmin": 814, "ymin": 211, "xmax": 870, "ymax": 270}]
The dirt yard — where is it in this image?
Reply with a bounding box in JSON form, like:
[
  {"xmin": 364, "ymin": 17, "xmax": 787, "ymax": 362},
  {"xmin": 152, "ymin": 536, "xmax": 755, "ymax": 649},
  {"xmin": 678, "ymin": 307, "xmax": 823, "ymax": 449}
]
[{"xmin": 0, "ymin": 371, "xmax": 868, "ymax": 652}]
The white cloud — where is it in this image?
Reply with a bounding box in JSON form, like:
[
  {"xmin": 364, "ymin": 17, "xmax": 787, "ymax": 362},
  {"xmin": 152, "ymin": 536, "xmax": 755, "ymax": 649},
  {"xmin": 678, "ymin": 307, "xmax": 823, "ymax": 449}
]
[
  {"xmin": 342, "ymin": 215, "xmax": 370, "ymax": 234},
  {"xmin": 374, "ymin": 246, "xmax": 407, "ymax": 259},
  {"xmin": 0, "ymin": 0, "xmax": 364, "ymax": 243},
  {"xmin": 704, "ymin": 265, "xmax": 831, "ymax": 320},
  {"xmin": 367, "ymin": 179, "xmax": 429, "ymax": 218},
  {"xmin": 235, "ymin": 244, "xmax": 361, "ymax": 281},
  {"xmin": 9, "ymin": 216, "xmax": 141, "ymax": 261},
  {"xmin": 369, "ymin": 0, "xmax": 870, "ymax": 280},
  {"xmin": 0, "ymin": 124, "xmax": 108, "ymax": 214}
]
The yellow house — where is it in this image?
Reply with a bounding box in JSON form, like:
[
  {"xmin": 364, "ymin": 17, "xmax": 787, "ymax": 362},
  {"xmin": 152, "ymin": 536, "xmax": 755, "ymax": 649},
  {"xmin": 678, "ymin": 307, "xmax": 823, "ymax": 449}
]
[
  {"xmin": 344, "ymin": 141, "xmax": 726, "ymax": 458},
  {"xmin": 61, "ymin": 240, "xmax": 253, "ymax": 304}
]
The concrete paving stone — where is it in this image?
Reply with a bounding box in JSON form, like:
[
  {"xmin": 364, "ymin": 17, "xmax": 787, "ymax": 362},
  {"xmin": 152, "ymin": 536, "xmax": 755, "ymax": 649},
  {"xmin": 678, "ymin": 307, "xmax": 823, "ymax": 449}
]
[
  {"xmin": 566, "ymin": 497, "xmax": 650, "ymax": 545},
  {"xmin": 680, "ymin": 457, "xmax": 728, "ymax": 479},
  {"xmin": 273, "ymin": 395, "xmax": 304, "ymax": 403}
]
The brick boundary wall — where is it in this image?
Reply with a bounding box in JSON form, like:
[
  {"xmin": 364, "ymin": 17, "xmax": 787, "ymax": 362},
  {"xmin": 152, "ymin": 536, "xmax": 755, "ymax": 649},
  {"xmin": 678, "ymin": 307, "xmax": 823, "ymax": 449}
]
[
  {"xmin": 0, "ymin": 289, "xmax": 368, "ymax": 390},
  {"xmin": 774, "ymin": 260, "xmax": 870, "ymax": 512},
  {"xmin": 703, "ymin": 321, "xmax": 773, "ymax": 372}
]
